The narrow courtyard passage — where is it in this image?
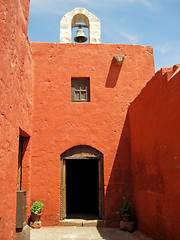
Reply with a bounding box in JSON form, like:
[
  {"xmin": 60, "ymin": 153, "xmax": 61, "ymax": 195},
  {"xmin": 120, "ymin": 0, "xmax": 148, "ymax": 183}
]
[{"xmin": 30, "ymin": 226, "xmax": 152, "ymax": 240}]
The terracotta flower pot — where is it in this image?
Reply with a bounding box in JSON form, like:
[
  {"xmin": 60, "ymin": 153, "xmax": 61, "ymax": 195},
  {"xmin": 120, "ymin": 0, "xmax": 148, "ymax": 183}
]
[
  {"xmin": 121, "ymin": 214, "xmax": 131, "ymax": 222},
  {"xmin": 30, "ymin": 213, "xmax": 42, "ymax": 222}
]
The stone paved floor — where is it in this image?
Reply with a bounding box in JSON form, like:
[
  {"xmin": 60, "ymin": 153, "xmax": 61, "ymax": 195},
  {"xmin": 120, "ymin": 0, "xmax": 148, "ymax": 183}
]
[{"xmin": 30, "ymin": 226, "xmax": 147, "ymax": 240}]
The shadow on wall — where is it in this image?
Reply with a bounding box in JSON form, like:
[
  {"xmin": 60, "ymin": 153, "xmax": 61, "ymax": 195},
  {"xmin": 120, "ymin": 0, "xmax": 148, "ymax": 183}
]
[
  {"xmin": 105, "ymin": 59, "xmax": 122, "ymax": 88},
  {"xmin": 128, "ymin": 66, "xmax": 180, "ymax": 240},
  {"xmin": 105, "ymin": 111, "xmax": 133, "ymax": 227}
]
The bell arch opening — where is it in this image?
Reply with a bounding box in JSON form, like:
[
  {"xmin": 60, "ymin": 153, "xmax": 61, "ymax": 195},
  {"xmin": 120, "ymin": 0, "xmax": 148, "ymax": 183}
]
[
  {"xmin": 60, "ymin": 7, "xmax": 101, "ymax": 43},
  {"xmin": 72, "ymin": 14, "xmax": 89, "ymax": 27},
  {"xmin": 60, "ymin": 145, "xmax": 104, "ymax": 220},
  {"xmin": 72, "ymin": 14, "xmax": 89, "ymax": 43}
]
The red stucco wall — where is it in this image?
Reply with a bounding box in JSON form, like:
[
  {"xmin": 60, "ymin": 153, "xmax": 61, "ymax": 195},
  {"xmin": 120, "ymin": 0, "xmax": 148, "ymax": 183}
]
[
  {"xmin": 30, "ymin": 42, "xmax": 155, "ymax": 227},
  {"xmin": 129, "ymin": 65, "xmax": 180, "ymax": 239},
  {"xmin": 1, "ymin": 1, "xmax": 179, "ymax": 238},
  {"xmin": 0, "ymin": 0, "xmax": 33, "ymax": 239}
]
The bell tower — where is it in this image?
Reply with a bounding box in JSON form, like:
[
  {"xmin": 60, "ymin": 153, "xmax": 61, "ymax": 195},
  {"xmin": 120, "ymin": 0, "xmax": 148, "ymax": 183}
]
[{"xmin": 60, "ymin": 7, "xmax": 101, "ymax": 43}]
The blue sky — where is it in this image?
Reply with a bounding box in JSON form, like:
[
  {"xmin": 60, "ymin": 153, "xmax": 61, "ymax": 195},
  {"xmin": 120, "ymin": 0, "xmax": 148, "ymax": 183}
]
[{"xmin": 28, "ymin": 0, "xmax": 180, "ymax": 72}]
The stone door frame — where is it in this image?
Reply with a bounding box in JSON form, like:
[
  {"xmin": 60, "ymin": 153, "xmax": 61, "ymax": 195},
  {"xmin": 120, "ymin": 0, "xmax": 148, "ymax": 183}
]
[{"xmin": 60, "ymin": 145, "xmax": 104, "ymax": 220}]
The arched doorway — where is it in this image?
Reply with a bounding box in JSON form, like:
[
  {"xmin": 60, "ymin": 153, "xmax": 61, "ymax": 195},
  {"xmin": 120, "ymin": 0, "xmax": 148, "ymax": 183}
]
[{"xmin": 60, "ymin": 145, "xmax": 104, "ymax": 220}]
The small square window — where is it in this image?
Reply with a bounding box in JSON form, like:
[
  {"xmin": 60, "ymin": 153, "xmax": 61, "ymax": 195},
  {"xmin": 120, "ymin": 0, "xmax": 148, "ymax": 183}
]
[{"xmin": 71, "ymin": 78, "xmax": 90, "ymax": 102}]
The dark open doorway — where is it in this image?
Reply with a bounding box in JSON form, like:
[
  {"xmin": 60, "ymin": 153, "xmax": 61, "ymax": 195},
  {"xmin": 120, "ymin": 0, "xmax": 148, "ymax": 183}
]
[
  {"xmin": 60, "ymin": 145, "xmax": 104, "ymax": 220},
  {"xmin": 66, "ymin": 159, "xmax": 98, "ymax": 219},
  {"xmin": 17, "ymin": 134, "xmax": 29, "ymax": 190}
]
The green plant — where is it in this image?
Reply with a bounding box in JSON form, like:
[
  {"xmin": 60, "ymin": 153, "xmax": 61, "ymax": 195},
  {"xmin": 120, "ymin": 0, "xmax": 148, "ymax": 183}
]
[
  {"xmin": 120, "ymin": 200, "xmax": 131, "ymax": 215},
  {"xmin": 30, "ymin": 201, "xmax": 44, "ymax": 214}
]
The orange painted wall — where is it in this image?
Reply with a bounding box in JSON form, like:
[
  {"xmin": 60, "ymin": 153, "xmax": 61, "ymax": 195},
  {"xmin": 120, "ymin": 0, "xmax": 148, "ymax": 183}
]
[
  {"xmin": 30, "ymin": 42, "xmax": 155, "ymax": 226},
  {"xmin": 1, "ymin": 1, "xmax": 179, "ymax": 238},
  {"xmin": 129, "ymin": 65, "xmax": 180, "ymax": 239},
  {"xmin": 0, "ymin": 0, "xmax": 33, "ymax": 239}
]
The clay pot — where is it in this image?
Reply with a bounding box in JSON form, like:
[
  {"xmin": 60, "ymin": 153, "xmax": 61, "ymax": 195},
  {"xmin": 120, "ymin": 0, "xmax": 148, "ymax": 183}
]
[
  {"xmin": 30, "ymin": 213, "xmax": 42, "ymax": 222},
  {"xmin": 121, "ymin": 214, "xmax": 131, "ymax": 222}
]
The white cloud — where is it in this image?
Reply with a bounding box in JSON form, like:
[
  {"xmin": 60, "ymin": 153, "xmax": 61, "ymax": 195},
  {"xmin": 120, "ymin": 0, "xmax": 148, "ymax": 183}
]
[
  {"xmin": 111, "ymin": 0, "xmax": 155, "ymax": 10},
  {"xmin": 29, "ymin": 0, "xmax": 105, "ymax": 13},
  {"xmin": 154, "ymin": 46, "xmax": 180, "ymax": 71},
  {"xmin": 119, "ymin": 31, "xmax": 139, "ymax": 44},
  {"xmin": 30, "ymin": 0, "xmax": 55, "ymax": 13},
  {"xmin": 154, "ymin": 43, "xmax": 171, "ymax": 55},
  {"xmin": 29, "ymin": 0, "xmax": 157, "ymax": 13},
  {"xmin": 140, "ymin": 0, "xmax": 154, "ymax": 10},
  {"xmin": 30, "ymin": 0, "xmax": 69, "ymax": 14}
]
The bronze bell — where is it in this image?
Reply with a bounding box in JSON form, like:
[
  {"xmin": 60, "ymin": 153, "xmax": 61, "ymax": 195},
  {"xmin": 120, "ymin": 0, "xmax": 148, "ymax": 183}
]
[{"xmin": 74, "ymin": 25, "xmax": 88, "ymax": 43}]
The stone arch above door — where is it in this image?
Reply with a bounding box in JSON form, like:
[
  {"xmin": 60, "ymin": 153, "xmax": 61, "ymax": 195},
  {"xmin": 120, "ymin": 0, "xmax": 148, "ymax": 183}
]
[{"xmin": 61, "ymin": 145, "xmax": 103, "ymax": 159}]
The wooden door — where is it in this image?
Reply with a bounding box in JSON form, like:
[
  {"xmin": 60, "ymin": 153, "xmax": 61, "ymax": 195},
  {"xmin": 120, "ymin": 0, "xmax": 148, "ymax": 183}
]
[
  {"xmin": 60, "ymin": 159, "xmax": 66, "ymax": 220},
  {"xmin": 17, "ymin": 136, "xmax": 23, "ymax": 190},
  {"xmin": 98, "ymin": 157, "xmax": 104, "ymax": 219}
]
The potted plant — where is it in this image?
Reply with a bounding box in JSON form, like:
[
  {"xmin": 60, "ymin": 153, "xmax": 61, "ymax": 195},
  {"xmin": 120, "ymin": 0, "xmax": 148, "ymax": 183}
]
[
  {"xmin": 120, "ymin": 200, "xmax": 131, "ymax": 222},
  {"xmin": 30, "ymin": 201, "xmax": 44, "ymax": 222}
]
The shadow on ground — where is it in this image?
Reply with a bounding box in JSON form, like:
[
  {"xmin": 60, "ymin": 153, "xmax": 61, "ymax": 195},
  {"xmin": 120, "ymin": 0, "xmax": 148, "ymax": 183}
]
[
  {"xmin": 97, "ymin": 227, "xmax": 139, "ymax": 240},
  {"xmin": 30, "ymin": 226, "xmax": 148, "ymax": 240}
]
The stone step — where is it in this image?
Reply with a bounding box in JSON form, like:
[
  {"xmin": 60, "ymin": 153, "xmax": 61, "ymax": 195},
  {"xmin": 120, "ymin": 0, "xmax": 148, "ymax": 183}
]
[{"xmin": 59, "ymin": 219, "xmax": 104, "ymax": 227}]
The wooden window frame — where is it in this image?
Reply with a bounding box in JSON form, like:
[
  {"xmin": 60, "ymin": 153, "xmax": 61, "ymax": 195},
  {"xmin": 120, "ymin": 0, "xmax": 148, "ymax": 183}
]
[{"xmin": 71, "ymin": 78, "xmax": 90, "ymax": 102}]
